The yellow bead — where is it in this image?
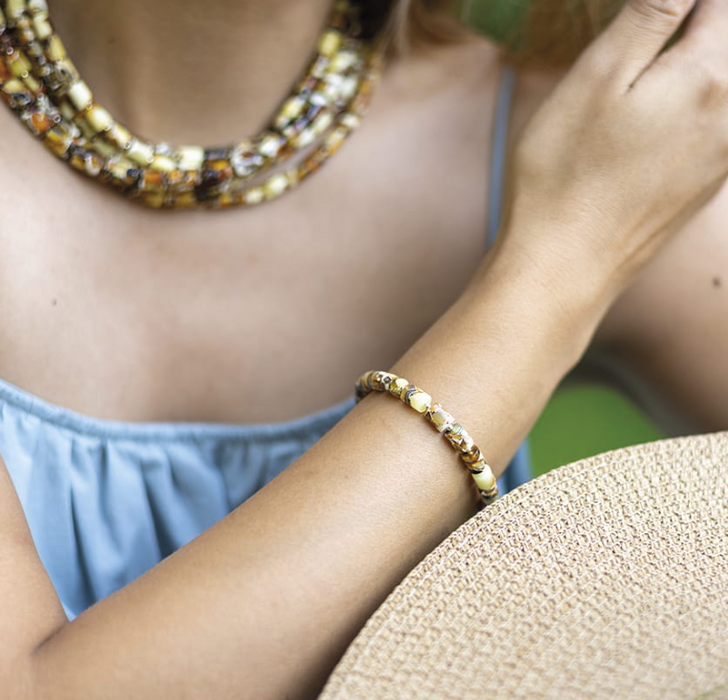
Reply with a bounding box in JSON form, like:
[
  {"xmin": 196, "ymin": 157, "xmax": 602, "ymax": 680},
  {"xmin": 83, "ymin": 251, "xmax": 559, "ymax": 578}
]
[
  {"xmin": 28, "ymin": 0, "xmax": 48, "ymax": 14},
  {"xmin": 341, "ymin": 113, "xmax": 360, "ymax": 130},
  {"xmin": 67, "ymin": 80, "xmax": 92, "ymax": 111},
  {"xmin": 22, "ymin": 73, "xmax": 40, "ymax": 93},
  {"xmin": 59, "ymin": 100, "xmax": 76, "ymax": 122},
  {"xmin": 324, "ymin": 127, "xmax": 347, "ymax": 156},
  {"xmin": 172, "ymin": 192, "xmax": 196, "ymax": 208},
  {"xmin": 471, "ymin": 467, "xmax": 496, "ymax": 493},
  {"xmin": 1, "ymin": 78, "xmax": 24, "ymax": 95},
  {"xmin": 47, "ymin": 35, "xmax": 67, "ymax": 62},
  {"xmin": 92, "ymin": 139, "xmax": 116, "ymax": 159},
  {"xmin": 276, "ymin": 96, "xmax": 305, "ymax": 125},
  {"xmin": 243, "ymin": 187, "xmax": 264, "ymax": 205},
  {"xmin": 141, "ymin": 192, "xmax": 165, "ymax": 209},
  {"xmin": 31, "ymin": 13, "xmax": 51, "ymax": 39},
  {"xmin": 407, "ymin": 390, "xmax": 432, "ymax": 414},
  {"xmin": 330, "ymin": 50, "xmax": 357, "ymax": 73},
  {"xmin": 311, "ymin": 111, "xmax": 333, "ymax": 137},
  {"xmin": 340, "ymin": 76, "xmax": 358, "ymax": 102},
  {"xmin": 295, "ymin": 127, "xmax": 317, "ymax": 149},
  {"xmin": 286, "ymin": 169, "xmax": 299, "ymax": 188},
  {"xmin": 150, "ymin": 155, "xmax": 177, "ymax": 172},
  {"xmin": 106, "ymin": 122, "xmax": 132, "ymax": 149},
  {"xmin": 259, "ymin": 132, "xmax": 283, "ymax": 159},
  {"xmin": 388, "ymin": 377, "xmax": 409, "ymax": 399},
  {"xmin": 8, "ymin": 50, "xmax": 31, "ymax": 78},
  {"xmin": 318, "ymin": 30, "xmax": 342, "ymax": 58},
  {"xmin": 86, "ymin": 105, "xmax": 113, "ymax": 133},
  {"xmin": 126, "ymin": 139, "xmax": 155, "ymax": 165},
  {"xmin": 263, "ymin": 173, "xmax": 288, "ymax": 200},
  {"xmin": 6, "ymin": 0, "xmax": 26, "ymax": 21}
]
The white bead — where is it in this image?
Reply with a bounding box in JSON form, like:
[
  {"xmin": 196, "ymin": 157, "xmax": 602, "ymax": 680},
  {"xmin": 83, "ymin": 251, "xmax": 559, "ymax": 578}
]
[
  {"xmin": 67, "ymin": 81, "xmax": 93, "ymax": 111},
  {"xmin": 126, "ymin": 139, "xmax": 155, "ymax": 165},
  {"xmin": 408, "ymin": 391, "xmax": 431, "ymax": 414},
  {"xmin": 176, "ymin": 146, "xmax": 205, "ymax": 170},
  {"xmin": 263, "ymin": 173, "xmax": 288, "ymax": 199},
  {"xmin": 472, "ymin": 467, "xmax": 496, "ymax": 492},
  {"xmin": 86, "ymin": 105, "xmax": 113, "ymax": 133}
]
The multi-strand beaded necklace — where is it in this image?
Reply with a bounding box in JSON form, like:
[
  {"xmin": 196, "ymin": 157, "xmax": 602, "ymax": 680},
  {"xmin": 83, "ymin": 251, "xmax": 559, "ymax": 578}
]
[{"xmin": 0, "ymin": 0, "xmax": 382, "ymax": 209}]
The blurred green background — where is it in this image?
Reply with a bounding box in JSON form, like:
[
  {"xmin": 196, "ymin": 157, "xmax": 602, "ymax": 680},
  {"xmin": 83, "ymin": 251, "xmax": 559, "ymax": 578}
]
[{"xmin": 467, "ymin": 0, "xmax": 664, "ymax": 477}]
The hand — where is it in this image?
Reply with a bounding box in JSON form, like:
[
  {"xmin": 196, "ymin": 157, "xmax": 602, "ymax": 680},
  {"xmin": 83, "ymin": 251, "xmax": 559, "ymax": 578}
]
[{"xmin": 497, "ymin": 0, "xmax": 728, "ymax": 298}]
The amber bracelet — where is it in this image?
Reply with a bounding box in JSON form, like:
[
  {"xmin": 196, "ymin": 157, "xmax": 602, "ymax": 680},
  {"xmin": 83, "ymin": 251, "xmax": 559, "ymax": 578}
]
[{"xmin": 355, "ymin": 371, "xmax": 499, "ymax": 506}]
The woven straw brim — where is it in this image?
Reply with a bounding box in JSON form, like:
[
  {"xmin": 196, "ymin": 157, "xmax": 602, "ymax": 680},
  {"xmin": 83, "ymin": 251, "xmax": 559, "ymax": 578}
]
[{"xmin": 320, "ymin": 432, "xmax": 728, "ymax": 700}]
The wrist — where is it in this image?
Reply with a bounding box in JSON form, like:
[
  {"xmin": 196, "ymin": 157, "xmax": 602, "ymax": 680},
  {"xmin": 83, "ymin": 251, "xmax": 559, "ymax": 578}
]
[{"xmin": 463, "ymin": 235, "xmax": 617, "ymax": 368}]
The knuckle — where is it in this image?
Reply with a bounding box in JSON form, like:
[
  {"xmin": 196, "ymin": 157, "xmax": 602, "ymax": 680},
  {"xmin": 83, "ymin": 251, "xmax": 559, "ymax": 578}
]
[
  {"xmin": 693, "ymin": 59, "xmax": 728, "ymax": 109},
  {"xmin": 630, "ymin": 0, "xmax": 690, "ymax": 20}
]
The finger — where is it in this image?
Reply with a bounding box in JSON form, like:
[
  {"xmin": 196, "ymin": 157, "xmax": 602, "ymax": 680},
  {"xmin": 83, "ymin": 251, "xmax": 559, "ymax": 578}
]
[
  {"xmin": 573, "ymin": 0, "xmax": 696, "ymax": 86},
  {"xmin": 668, "ymin": 0, "xmax": 728, "ymax": 56}
]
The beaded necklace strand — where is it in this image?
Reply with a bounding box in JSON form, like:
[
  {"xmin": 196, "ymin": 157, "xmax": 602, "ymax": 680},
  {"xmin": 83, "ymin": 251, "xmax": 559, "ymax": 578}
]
[{"xmin": 0, "ymin": 0, "xmax": 383, "ymax": 209}]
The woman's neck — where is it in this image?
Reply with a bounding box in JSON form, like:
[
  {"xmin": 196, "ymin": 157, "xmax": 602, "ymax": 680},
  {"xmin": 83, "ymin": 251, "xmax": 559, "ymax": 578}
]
[{"xmin": 49, "ymin": 0, "xmax": 335, "ymax": 144}]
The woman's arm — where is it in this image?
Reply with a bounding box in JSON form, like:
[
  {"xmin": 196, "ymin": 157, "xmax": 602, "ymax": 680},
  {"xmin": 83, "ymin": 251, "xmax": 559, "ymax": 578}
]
[
  {"xmin": 3, "ymin": 0, "xmax": 728, "ymax": 698},
  {"xmin": 4, "ymin": 249, "xmax": 608, "ymax": 700}
]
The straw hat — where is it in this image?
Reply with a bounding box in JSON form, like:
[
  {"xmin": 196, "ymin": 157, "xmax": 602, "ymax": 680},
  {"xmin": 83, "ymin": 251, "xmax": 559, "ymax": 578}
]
[{"xmin": 320, "ymin": 431, "xmax": 728, "ymax": 700}]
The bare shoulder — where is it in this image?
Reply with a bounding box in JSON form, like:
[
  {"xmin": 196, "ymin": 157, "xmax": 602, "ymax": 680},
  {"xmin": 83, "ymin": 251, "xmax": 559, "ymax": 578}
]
[{"xmin": 592, "ymin": 181, "xmax": 728, "ymax": 433}]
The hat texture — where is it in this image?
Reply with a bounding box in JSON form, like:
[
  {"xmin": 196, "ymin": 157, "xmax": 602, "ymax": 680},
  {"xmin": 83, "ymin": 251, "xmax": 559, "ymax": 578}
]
[{"xmin": 320, "ymin": 431, "xmax": 728, "ymax": 700}]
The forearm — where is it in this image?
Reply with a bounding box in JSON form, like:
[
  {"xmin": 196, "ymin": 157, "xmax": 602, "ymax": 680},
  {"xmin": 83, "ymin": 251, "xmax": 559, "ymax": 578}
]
[{"xmin": 19, "ymin": 245, "xmax": 613, "ymax": 700}]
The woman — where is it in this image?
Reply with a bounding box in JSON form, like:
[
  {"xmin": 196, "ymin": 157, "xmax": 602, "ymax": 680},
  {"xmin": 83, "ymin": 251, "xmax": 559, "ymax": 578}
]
[{"xmin": 0, "ymin": 0, "xmax": 725, "ymax": 698}]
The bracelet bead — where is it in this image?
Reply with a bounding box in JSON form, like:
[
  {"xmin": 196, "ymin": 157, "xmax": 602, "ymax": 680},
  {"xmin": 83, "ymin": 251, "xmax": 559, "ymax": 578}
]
[{"xmin": 355, "ymin": 370, "xmax": 498, "ymax": 507}]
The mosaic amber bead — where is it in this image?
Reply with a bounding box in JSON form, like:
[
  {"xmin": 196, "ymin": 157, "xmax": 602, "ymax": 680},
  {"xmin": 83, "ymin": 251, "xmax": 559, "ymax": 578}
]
[
  {"xmin": 25, "ymin": 109, "xmax": 53, "ymax": 135},
  {"xmin": 388, "ymin": 377, "xmax": 409, "ymax": 399},
  {"xmin": 140, "ymin": 169, "xmax": 164, "ymax": 192},
  {"xmin": 43, "ymin": 124, "xmax": 73, "ymax": 157},
  {"xmin": 425, "ymin": 403, "xmax": 455, "ymax": 433},
  {"xmin": 461, "ymin": 447, "xmax": 482, "ymax": 465},
  {"xmin": 105, "ymin": 157, "xmax": 137, "ymax": 186},
  {"xmin": 0, "ymin": 0, "xmax": 376, "ymax": 210}
]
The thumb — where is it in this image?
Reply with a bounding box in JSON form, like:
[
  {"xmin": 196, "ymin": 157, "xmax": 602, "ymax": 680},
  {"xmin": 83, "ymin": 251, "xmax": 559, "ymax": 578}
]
[{"xmin": 574, "ymin": 0, "xmax": 696, "ymax": 87}]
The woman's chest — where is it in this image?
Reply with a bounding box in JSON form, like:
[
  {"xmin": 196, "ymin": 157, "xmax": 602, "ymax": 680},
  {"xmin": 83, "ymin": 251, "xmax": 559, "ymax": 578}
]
[{"xmin": 0, "ymin": 104, "xmax": 498, "ymax": 423}]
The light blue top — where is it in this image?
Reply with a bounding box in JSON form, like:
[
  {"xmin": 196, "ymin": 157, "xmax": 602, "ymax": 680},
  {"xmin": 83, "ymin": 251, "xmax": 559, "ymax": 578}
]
[{"xmin": 0, "ymin": 66, "xmax": 528, "ymax": 621}]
